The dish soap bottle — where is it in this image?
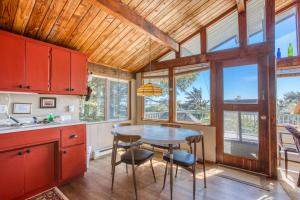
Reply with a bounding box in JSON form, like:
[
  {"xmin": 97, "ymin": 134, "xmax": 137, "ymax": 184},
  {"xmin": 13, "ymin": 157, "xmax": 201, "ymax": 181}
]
[
  {"xmin": 48, "ymin": 113, "xmax": 54, "ymax": 123},
  {"xmin": 288, "ymin": 43, "xmax": 294, "ymax": 57}
]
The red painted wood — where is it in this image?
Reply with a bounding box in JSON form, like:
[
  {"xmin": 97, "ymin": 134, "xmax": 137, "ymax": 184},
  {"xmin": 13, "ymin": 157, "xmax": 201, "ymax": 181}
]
[
  {"xmin": 0, "ymin": 128, "xmax": 60, "ymax": 152},
  {"xmin": 61, "ymin": 144, "xmax": 86, "ymax": 181},
  {"xmin": 0, "ymin": 32, "xmax": 25, "ymax": 90},
  {"xmin": 26, "ymin": 41, "xmax": 50, "ymax": 91},
  {"xmin": 24, "ymin": 143, "xmax": 55, "ymax": 193},
  {"xmin": 61, "ymin": 125, "xmax": 86, "ymax": 148},
  {"xmin": 0, "ymin": 149, "xmax": 25, "ymax": 200},
  {"xmin": 51, "ymin": 48, "xmax": 71, "ymax": 93},
  {"xmin": 70, "ymin": 53, "xmax": 88, "ymax": 95}
]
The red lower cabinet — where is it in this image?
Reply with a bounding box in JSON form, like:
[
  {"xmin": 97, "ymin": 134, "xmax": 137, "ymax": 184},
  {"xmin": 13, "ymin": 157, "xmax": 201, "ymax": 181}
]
[
  {"xmin": 0, "ymin": 143, "xmax": 55, "ymax": 200},
  {"xmin": 61, "ymin": 144, "xmax": 86, "ymax": 182},
  {"xmin": 0, "ymin": 149, "xmax": 25, "ymax": 200},
  {"xmin": 24, "ymin": 143, "xmax": 55, "ymax": 193}
]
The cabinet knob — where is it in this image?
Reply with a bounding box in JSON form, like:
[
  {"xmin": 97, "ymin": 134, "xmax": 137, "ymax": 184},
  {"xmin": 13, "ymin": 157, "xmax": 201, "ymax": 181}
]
[
  {"xmin": 65, "ymin": 88, "xmax": 70, "ymax": 91},
  {"xmin": 17, "ymin": 151, "xmax": 23, "ymax": 156},
  {"xmin": 26, "ymin": 85, "xmax": 31, "ymax": 89},
  {"xmin": 63, "ymin": 151, "xmax": 67, "ymax": 154},
  {"xmin": 70, "ymin": 88, "xmax": 75, "ymax": 91},
  {"xmin": 26, "ymin": 149, "xmax": 31, "ymax": 154},
  {"xmin": 17, "ymin": 85, "xmax": 23, "ymax": 89}
]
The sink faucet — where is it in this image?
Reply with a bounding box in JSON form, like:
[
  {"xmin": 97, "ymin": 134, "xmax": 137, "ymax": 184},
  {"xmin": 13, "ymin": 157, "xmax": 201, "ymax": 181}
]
[{"xmin": 5, "ymin": 113, "xmax": 20, "ymax": 124}]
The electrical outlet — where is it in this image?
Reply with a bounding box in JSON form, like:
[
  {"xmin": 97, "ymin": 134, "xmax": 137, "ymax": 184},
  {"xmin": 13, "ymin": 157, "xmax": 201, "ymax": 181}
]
[{"xmin": 0, "ymin": 105, "xmax": 7, "ymax": 114}]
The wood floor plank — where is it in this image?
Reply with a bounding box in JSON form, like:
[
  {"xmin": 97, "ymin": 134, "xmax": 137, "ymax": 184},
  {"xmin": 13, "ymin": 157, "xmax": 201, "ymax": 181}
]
[{"xmin": 59, "ymin": 155, "xmax": 290, "ymax": 200}]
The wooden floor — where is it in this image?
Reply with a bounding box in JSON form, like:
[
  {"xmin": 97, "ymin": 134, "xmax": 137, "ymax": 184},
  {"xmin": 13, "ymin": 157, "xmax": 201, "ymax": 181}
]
[{"xmin": 59, "ymin": 155, "xmax": 290, "ymax": 200}]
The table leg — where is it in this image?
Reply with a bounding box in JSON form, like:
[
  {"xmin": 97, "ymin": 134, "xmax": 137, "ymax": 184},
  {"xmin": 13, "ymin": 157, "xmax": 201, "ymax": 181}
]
[{"xmin": 169, "ymin": 144, "xmax": 173, "ymax": 200}]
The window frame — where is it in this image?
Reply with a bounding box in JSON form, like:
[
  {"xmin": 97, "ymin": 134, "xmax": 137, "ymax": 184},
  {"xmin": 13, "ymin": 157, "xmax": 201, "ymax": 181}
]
[
  {"xmin": 80, "ymin": 75, "xmax": 130, "ymax": 122},
  {"xmin": 174, "ymin": 67, "xmax": 211, "ymax": 125},
  {"xmin": 141, "ymin": 73, "xmax": 170, "ymax": 122}
]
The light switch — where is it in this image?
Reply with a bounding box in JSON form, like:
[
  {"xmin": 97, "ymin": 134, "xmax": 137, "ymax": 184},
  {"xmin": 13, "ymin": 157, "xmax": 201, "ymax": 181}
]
[{"xmin": 0, "ymin": 105, "xmax": 7, "ymax": 114}]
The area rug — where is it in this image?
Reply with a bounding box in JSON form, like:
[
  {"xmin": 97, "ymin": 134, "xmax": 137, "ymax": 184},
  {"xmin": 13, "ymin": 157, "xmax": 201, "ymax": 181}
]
[
  {"xmin": 213, "ymin": 165, "xmax": 271, "ymax": 191},
  {"xmin": 27, "ymin": 187, "xmax": 69, "ymax": 200}
]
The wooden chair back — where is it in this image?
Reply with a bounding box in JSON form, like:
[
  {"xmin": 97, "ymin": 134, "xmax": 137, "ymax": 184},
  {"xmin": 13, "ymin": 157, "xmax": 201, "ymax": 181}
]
[
  {"xmin": 160, "ymin": 123, "xmax": 181, "ymax": 128},
  {"xmin": 114, "ymin": 133, "xmax": 141, "ymax": 146},
  {"xmin": 284, "ymin": 124, "xmax": 300, "ymax": 153},
  {"xmin": 186, "ymin": 135, "xmax": 203, "ymax": 155}
]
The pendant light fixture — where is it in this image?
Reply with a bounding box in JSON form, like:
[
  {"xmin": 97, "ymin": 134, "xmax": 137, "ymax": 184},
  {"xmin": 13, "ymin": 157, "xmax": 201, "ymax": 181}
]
[{"xmin": 137, "ymin": 39, "xmax": 162, "ymax": 96}]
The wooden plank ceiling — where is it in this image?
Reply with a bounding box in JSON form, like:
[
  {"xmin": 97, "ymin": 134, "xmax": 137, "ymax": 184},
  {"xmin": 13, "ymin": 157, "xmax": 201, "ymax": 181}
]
[{"xmin": 0, "ymin": 0, "xmax": 296, "ymax": 72}]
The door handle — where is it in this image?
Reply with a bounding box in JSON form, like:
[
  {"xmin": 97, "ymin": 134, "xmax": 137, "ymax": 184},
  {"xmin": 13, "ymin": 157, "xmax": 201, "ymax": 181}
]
[{"xmin": 260, "ymin": 115, "xmax": 267, "ymax": 120}]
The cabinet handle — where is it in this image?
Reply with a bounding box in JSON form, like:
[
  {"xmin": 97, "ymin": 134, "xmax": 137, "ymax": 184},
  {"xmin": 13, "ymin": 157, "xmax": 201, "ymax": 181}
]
[
  {"xmin": 63, "ymin": 151, "xmax": 67, "ymax": 154},
  {"xmin": 70, "ymin": 88, "xmax": 74, "ymax": 91},
  {"xmin": 17, "ymin": 151, "xmax": 23, "ymax": 156},
  {"xmin": 65, "ymin": 88, "xmax": 70, "ymax": 91},
  {"xmin": 26, "ymin": 149, "xmax": 31, "ymax": 154},
  {"xmin": 69, "ymin": 134, "xmax": 78, "ymax": 139},
  {"xmin": 26, "ymin": 86, "xmax": 31, "ymax": 89},
  {"xmin": 17, "ymin": 85, "xmax": 24, "ymax": 89}
]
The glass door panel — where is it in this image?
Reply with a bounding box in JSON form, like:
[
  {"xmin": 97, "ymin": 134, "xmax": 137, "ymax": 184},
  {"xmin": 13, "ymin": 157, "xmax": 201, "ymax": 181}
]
[{"xmin": 223, "ymin": 111, "xmax": 259, "ymax": 159}]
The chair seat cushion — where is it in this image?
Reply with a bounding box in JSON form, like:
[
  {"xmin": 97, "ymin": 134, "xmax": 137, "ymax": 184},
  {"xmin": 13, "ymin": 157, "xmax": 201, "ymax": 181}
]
[
  {"xmin": 117, "ymin": 141, "xmax": 143, "ymax": 150},
  {"xmin": 163, "ymin": 150, "xmax": 196, "ymax": 167},
  {"xmin": 121, "ymin": 149, "xmax": 154, "ymax": 165},
  {"xmin": 151, "ymin": 143, "xmax": 179, "ymax": 150}
]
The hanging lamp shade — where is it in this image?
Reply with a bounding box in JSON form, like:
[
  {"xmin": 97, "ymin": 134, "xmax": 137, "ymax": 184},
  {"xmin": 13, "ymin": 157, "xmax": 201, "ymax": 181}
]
[{"xmin": 137, "ymin": 82, "xmax": 162, "ymax": 96}]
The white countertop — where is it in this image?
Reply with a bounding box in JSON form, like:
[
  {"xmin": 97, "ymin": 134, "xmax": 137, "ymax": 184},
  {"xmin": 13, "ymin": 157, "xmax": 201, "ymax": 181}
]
[{"xmin": 0, "ymin": 121, "xmax": 86, "ymax": 134}]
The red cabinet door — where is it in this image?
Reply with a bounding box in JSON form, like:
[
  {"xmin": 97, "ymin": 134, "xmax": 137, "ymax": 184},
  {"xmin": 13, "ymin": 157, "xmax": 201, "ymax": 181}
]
[
  {"xmin": 26, "ymin": 41, "xmax": 50, "ymax": 92},
  {"xmin": 0, "ymin": 32, "xmax": 25, "ymax": 90},
  {"xmin": 0, "ymin": 149, "xmax": 25, "ymax": 200},
  {"xmin": 24, "ymin": 143, "xmax": 55, "ymax": 193},
  {"xmin": 61, "ymin": 144, "xmax": 86, "ymax": 181},
  {"xmin": 70, "ymin": 53, "xmax": 87, "ymax": 95},
  {"xmin": 51, "ymin": 48, "xmax": 71, "ymax": 93}
]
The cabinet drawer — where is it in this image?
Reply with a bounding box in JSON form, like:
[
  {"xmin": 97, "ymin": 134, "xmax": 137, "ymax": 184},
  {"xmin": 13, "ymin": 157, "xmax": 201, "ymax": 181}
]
[{"xmin": 61, "ymin": 125, "xmax": 86, "ymax": 148}]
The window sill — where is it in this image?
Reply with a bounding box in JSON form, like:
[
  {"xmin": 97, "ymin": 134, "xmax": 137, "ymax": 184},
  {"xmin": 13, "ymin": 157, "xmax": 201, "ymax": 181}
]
[{"xmin": 83, "ymin": 119, "xmax": 131, "ymax": 125}]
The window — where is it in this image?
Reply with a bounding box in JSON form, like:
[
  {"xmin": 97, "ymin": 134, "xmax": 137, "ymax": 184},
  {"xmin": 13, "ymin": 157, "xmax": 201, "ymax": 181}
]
[
  {"xmin": 80, "ymin": 76, "xmax": 106, "ymax": 121},
  {"xmin": 207, "ymin": 11, "xmax": 239, "ymax": 52},
  {"xmin": 109, "ymin": 80, "xmax": 129, "ymax": 120},
  {"xmin": 143, "ymin": 70, "xmax": 169, "ymax": 120},
  {"xmin": 223, "ymin": 64, "xmax": 258, "ymax": 104},
  {"xmin": 80, "ymin": 76, "xmax": 129, "ymax": 122},
  {"xmin": 247, "ymin": 0, "xmax": 266, "ymax": 44},
  {"xmin": 158, "ymin": 51, "xmax": 176, "ymax": 61},
  {"xmin": 180, "ymin": 34, "xmax": 201, "ymax": 57},
  {"xmin": 275, "ymin": 7, "xmax": 297, "ymax": 57},
  {"xmin": 175, "ymin": 65, "xmax": 210, "ymax": 124}
]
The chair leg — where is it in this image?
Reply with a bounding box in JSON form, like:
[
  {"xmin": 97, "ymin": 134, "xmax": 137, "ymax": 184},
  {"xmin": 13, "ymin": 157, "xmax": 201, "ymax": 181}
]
[
  {"xmin": 111, "ymin": 145, "xmax": 117, "ymax": 191},
  {"xmin": 175, "ymin": 165, "xmax": 178, "ymax": 178},
  {"xmin": 284, "ymin": 149, "xmax": 288, "ymax": 177},
  {"xmin": 202, "ymin": 137, "xmax": 207, "ymax": 188},
  {"xmin": 298, "ymin": 171, "xmax": 300, "ymax": 187},
  {"xmin": 162, "ymin": 162, "xmax": 168, "ymax": 190},
  {"xmin": 125, "ymin": 149, "xmax": 128, "ymax": 174},
  {"xmin": 150, "ymin": 158, "xmax": 156, "ymax": 182},
  {"xmin": 278, "ymin": 147, "xmax": 281, "ymax": 167},
  {"xmin": 193, "ymin": 165, "xmax": 196, "ymax": 200}
]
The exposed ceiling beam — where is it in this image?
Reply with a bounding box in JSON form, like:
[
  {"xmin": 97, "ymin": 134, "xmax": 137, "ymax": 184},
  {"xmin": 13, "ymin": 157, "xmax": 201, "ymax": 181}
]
[
  {"xmin": 94, "ymin": 0, "xmax": 179, "ymax": 52},
  {"xmin": 236, "ymin": 0, "xmax": 245, "ymax": 13}
]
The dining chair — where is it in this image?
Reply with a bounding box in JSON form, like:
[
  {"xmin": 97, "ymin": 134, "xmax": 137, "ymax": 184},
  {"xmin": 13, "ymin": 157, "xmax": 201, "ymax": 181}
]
[
  {"xmin": 111, "ymin": 133, "xmax": 156, "ymax": 199},
  {"xmin": 162, "ymin": 135, "xmax": 207, "ymax": 200},
  {"xmin": 111, "ymin": 122, "xmax": 143, "ymax": 173},
  {"xmin": 283, "ymin": 124, "xmax": 300, "ymax": 187}
]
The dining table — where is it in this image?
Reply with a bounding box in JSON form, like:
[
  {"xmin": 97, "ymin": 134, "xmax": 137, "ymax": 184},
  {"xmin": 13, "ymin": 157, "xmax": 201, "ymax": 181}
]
[{"xmin": 111, "ymin": 124, "xmax": 203, "ymax": 200}]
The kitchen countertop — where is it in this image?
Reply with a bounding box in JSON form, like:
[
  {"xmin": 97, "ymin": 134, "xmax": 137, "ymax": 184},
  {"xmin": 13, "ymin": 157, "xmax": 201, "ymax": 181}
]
[{"xmin": 0, "ymin": 121, "xmax": 86, "ymax": 134}]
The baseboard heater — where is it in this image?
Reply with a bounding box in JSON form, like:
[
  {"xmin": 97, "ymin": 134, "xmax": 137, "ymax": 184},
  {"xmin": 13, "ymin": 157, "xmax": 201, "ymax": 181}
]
[{"xmin": 92, "ymin": 147, "xmax": 112, "ymax": 159}]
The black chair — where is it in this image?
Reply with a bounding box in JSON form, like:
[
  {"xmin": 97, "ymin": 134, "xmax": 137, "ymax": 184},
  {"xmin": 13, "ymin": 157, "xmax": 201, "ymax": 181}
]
[
  {"xmin": 162, "ymin": 135, "xmax": 206, "ymax": 200},
  {"xmin": 111, "ymin": 133, "xmax": 156, "ymax": 199},
  {"xmin": 111, "ymin": 123, "xmax": 143, "ymax": 173}
]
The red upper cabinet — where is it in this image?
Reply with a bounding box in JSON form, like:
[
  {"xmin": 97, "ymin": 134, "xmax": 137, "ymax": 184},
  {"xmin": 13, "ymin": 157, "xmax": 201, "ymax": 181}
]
[
  {"xmin": 0, "ymin": 149, "xmax": 25, "ymax": 200},
  {"xmin": 0, "ymin": 32, "xmax": 26, "ymax": 90},
  {"xmin": 26, "ymin": 41, "xmax": 50, "ymax": 92},
  {"xmin": 51, "ymin": 48, "xmax": 71, "ymax": 93},
  {"xmin": 70, "ymin": 53, "xmax": 87, "ymax": 95}
]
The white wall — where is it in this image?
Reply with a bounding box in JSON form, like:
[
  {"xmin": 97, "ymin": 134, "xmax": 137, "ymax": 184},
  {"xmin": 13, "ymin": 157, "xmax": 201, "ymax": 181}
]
[
  {"xmin": 0, "ymin": 93, "xmax": 80, "ymax": 120},
  {"xmin": 135, "ymin": 73, "xmax": 217, "ymax": 162}
]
